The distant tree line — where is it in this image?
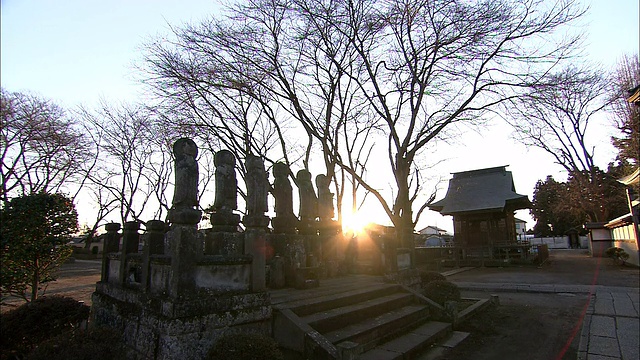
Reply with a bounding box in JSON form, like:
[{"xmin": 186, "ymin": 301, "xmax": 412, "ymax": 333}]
[{"xmin": 527, "ymin": 54, "xmax": 639, "ymax": 236}]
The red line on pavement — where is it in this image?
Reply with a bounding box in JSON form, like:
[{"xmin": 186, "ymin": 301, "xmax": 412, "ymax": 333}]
[{"xmin": 555, "ymin": 248, "xmax": 603, "ymax": 360}]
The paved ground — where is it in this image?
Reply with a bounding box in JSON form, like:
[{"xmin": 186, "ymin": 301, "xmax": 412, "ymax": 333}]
[
  {"xmin": 445, "ymin": 249, "xmax": 639, "ymax": 360},
  {"xmin": 0, "ymin": 259, "xmax": 102, "ymax": 312},
  {"xmin": 1, "ymin": 249, "xmax": 637, "ymax": 360}
]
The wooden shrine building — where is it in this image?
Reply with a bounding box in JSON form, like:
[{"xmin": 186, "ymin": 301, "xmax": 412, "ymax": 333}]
[{"xmin": 429, "ymin": 166, "xmax": 531, "ymax": 247}]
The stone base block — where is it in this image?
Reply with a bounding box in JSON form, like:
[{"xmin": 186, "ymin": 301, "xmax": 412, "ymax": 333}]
[{"xmin": 91, "ymin": 286, "xmax": 271, "ymax": 359}]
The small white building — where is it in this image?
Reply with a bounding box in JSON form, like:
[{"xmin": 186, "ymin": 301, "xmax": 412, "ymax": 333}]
[
  {"xmin": 417, "ymin": 225, "xmax": 449, "ymax": 236},
  {"xmin": 416, "ymin": 226, "xmax": 452, "ymax": 247},
  {"xmin": 514, "ymin": 218, "xmax": 527, "ymax": 241}
]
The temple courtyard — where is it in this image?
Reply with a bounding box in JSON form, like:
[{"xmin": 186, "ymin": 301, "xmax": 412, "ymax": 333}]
[{"xmin": 3, "ymin": 249, "xmax": 637, "ymax": 359}]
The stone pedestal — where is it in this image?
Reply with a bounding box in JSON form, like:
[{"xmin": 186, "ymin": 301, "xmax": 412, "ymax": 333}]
[
  {"xmin": 167, "ymin": 207, "xmax": 202, "ymax": 299},
  {"xmin": 269, "ymin": 256, "xmax": 286, "ymax": 288},
  {"xmin": 210, "ymin": 211, "xmax": 241, "ymax": 232},
  {"xmin": 271, "ymin": 215, "xmax": 298, "ymax": 234},
  {"xmin": 102, "ymin": 223, "xmax": 121, "ymax": 283},
  {"xmin": 119, "ymin": 221, "xmax": 140, "ymax": 286},
  {"xmin": 167, "ymin": 224, "xmax": 199, "ymax": 298},
  {"xmin": 297, "ymin": 219, "xmax": 317, "ymax": 235},
  {"xmin": 243, "ymin": 215, "xmax": 270, "ymax": 292},
  {"xmin": 92, "ymin": 285, "xmax": 271, "ymax": 360}
]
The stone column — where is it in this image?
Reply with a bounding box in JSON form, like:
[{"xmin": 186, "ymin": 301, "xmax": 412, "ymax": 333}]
[
  {"xmin": 243, "ymin": 219, "xmax": 269, "ymax": 292},
  {"xmin": 166, "ymin": 214, "xmax": 201, "ymax": 298},
  {"xmin": 142, "ymin": 220, "xmax": 166, "ymax": 291},
  {"xmin": 243, "ymin": 154, "xmax": 270, "ymax": 291},
  {"xmin": 167, "ymin": 138, "xmax": 202, "ymax": 298},
  {"xmin": 101, "ymin": 222, "xmax": 121, "ymax": 282},
  {"xmin": 118, "ymin": 221, "xmax": 140, "ymax": 286}
]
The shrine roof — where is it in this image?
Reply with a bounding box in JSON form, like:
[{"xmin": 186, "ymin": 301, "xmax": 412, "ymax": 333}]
[{"xmin": 428, "ymin": 165, "xmax": 531, "ymax": 215}]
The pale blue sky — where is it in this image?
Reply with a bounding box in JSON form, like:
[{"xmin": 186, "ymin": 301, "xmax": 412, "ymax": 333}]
[{"xmin": 1, "ymin": 0, "xmax": 638, "ymax": 231}]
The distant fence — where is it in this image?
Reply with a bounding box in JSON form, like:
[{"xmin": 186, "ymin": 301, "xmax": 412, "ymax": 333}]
[{"xmin": 527, "ymin": 236, "xmax": 588, "ymax": 249}]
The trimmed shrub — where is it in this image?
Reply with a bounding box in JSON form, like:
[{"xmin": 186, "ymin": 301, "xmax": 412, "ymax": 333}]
[
  {"xmin": 419, "ymin": 270, "xmax": 446, "ymax": 286},
  {"xmin": 208, "ymin": 333, "xmax": 284, "ymax": 360},
  {"xmin": 0, "ymin": 296, "xmax": 90, "ymax": 358},
  {"xmin": 27, "ymin": 327, "xmax": 126, "ymax": 360},
  {"xmin": 422, "ymin": 280, "xmax": 461, "ymax": 306},
  {"xmin": 605, "ymin": 247, "xmax": 630, "ymax": 265}
]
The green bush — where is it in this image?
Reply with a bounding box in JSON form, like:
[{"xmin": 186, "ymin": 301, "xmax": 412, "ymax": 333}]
[
  {"xmin": 0, "ymin": 296, "xmax": 90, "ymax": 358},
  {"xmin": 605, "ymin": 247, "xmax": 630, "ymax": 265},
  {"xmin": 419, "ymin": 270, "xmax": 446, "ymax": 286},
  {"xmin": 208, "ymin": 333, "xmax": 284, "ymax": 360},
  {"xmin": 422, "ymin": 280, "xmax": 461, "ymax": 306},
  {"xmin": 27, "ymin": 327, "xmax": 126, "ymax": 360}
]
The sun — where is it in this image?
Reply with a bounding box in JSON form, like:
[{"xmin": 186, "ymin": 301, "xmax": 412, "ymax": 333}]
[{"xmin": 342, "ymin": 211, "xmax": 371, "ymax": 236}]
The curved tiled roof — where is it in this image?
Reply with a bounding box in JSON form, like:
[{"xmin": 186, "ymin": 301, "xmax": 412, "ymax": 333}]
[{"xmin": 429, "ymin": 166, "xmax": 531, "ymax": 215}]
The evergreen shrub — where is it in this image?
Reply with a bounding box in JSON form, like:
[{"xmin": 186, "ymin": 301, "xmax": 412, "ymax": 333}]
[
  {"xmin": 419, "ymin": 270, "xmax": 446, "ymax": 286},
  {"xmin": 422, "ymin": 280, "xmax": 461, "ymax": 306},
  {"xmin": 0, "ymin": 296, "xmax": 90, "ymax": 358}
]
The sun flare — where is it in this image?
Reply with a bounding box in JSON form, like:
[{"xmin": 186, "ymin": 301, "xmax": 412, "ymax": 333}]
[{"xmin": 342, "ymin": 211, "xmax": 371, "ymax": 235}]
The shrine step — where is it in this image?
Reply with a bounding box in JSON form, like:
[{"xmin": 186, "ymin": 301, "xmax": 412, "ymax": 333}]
[
  {"xmin": 280, "ymin": 283, "xmax": 402, "ymax": 316},
  {"xmin": 301, "ymin": 292, "xmax": 415, "ymax": 333},
  {"xmin": 272, "ymin": 276, "xmax": 446, "ymax": 359},
  {"xmin": 358, "ymin": 321, "xmax": 452, "ymax": 360},
  {"xmin": 324, "ymin": 304, "xmax": 431, "ymax": 350}
]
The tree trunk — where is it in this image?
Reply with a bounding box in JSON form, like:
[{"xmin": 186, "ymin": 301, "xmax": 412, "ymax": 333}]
[{"xmin": 31, "ymin": 256, "xmax": 39, "ymax": 301}]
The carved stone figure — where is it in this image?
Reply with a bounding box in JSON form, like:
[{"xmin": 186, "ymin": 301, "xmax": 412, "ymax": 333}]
[
  {"xmin": 171, "ymin": 138, "xmax": 199, "ymax": 210},
  {"xmin": 296, "ymin": 169, "xmax": 318, "ymax": 222},
  {"xmin": 245, "ymin": 155, "xmax": 268, "ymax": 216},
  {"xmin": 315, "ymin": 174, "xmax": 334, "ymax": 221},
  {"xmin": 213, "ymin": 150, "xmax": 237, "ymax": 212},
  {"xmin": 272, "ymin": 162, "xmax": 294, "ymax": 218},
  {"xmin": 168, "ymin": 138, "xmax": 201, "ymax": 225}
]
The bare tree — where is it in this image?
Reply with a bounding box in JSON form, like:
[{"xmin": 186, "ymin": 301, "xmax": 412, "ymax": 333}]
[
  {"xmin": 77, "ymin": 102, "xmax": 174, "ymax": 225},
  {"xmin": 140, "ymin": 25, "xmax": 291, "ymax": 167},
  {"xmin": 506, "ymin": 64, "xmax": 619, "ymax": 222},
  {"xmin": 328, "ymin": 0, "xmax": 584, "ymax": 244},
  {"xmin": 140, "ymin": 0, "xmax": 585, "ymax": 242},
  {"xmin": 609, "ymin": 54, "xmax": 639, "ymax": 167},
  {"xmin": 506, "ymin": 65, "xmax": 611, "ymax": 175},
  {"xmin": 0, "ymin": 88, "xmax": 93, "ymax": 204}
]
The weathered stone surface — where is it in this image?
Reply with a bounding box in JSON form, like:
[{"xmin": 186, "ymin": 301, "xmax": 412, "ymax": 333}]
[
  {"xmin": 296, "ymin": 169, "xmax": 318, "ymax": 222},
  {"xmin": 168, "ymin": 139, "xmax": 201, "ymax": 225},
  {"xmin": 203, "ymin": 230, "xmax": 243, "ymax": 255},
  {"xmin": 213, "ymin": 149, "xmax": 237, "ymax": 213},
  {"xmin": 92, "ymin": 287, "xmax": 271, "ymax": 359},
  {"xmin": 315, "ymin": 174, "xmax": 334, "ymax": 222},
  {"xmin": 167, "ymin": 224, "xmax": 201, "ymax": 298},
  {"xmin": 272, "ymin": 162, "xmax": 298, "ymax": 234},
  {"xmin": 245, "ymin": 155, "xmax": 269, "ymax": 217}
]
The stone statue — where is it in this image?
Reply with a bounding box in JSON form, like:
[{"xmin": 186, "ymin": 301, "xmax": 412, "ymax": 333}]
[
  {"xmin": 296, "ymin": 169, "xmax": 318, "ymax": 222},
  {"xmin": 315, "ymin": 174, "xmax": 334, "ymax": 221},
  {"xmin": 272, "ymin": 162, "xmax": 294, "ymax": 218},
  {"xmin": 213, "ymin": 150, "xmax": 237, "ymax": 213},
  {"xmin": 171, "ymin": 138, "xmax": 199, "ymax": 210},
  {"xmin": 245, "ymin": 155, "xmax": 268, "ymax": 216},
  {"xmin": 168, "ymin": 138, "xmax": 201, "ymax": 225}
]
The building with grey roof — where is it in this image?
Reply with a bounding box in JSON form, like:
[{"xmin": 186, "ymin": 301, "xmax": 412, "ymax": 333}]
[{"xmin": 429, "ymin": 166, "xmax": 531, "ymax": 247}]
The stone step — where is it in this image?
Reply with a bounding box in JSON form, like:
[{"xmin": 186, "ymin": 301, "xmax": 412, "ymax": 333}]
[
  {"xmin": 302, "ymin": 292, "xmax": 416, "ymax": 333},
  {"xmin": 415, "ymin": 330, "xmax": 470, "ymax": 360},
  {"xmin": 282, "ymin": 283, "xmax": 402, "ymax": 316},
  {"xmin": 270, "ymin": 276, "xmax": 387, "ymax": 306},
  {"xmin": 358, "ymin": 321, "xmax": 453, "ymax": 360},
  {"xmin": 325, "ymin": 304, "xmax": 431, "ymax": 348}
]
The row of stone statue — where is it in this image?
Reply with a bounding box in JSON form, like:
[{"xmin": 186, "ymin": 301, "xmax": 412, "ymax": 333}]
[{"xmin": 170, "ymin": 138, "xmax": 334, "ymax": 226}]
